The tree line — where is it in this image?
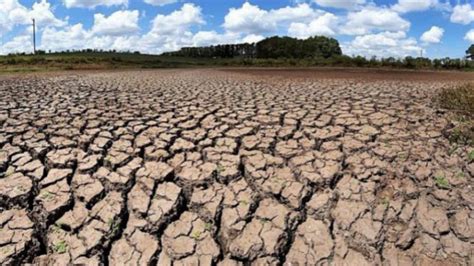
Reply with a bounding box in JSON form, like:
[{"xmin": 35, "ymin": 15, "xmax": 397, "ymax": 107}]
[
  {"xmin": 2, "ymin": 37, "xmax": 474, "ymax": 71},
  {"xmin": 162, "ymin": 35, "xmax": 473, "ymax": 70},
  {"xmin": 162, "ymin": 36, "xmax": 342, "ymax": 59}
]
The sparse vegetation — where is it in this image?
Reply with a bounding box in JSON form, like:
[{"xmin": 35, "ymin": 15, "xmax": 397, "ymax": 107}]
[
  {"xmin": 381, "ymin": 197, "xmax": 390, "ymax": 206},
  {"xmin": 53, "ymin": 240, "xmax": 68, "ymax": 254},
  {"xmin": 204, "ymin": 223, "xmax": 213, "ymax": 231},
  {"xmin": 469, "ymin": 150, "xmax": 474, "ymax": 161},
  {"xmin": 216, "ymin": 164, "xmax": 226, "ymax": 175},
  {"xmin": 108, "ymin": 218, "xmax": 121, "ymax": 235},
  {"xmin": 437, "ymin": 84, "xmax": 474, "ymax": 115},
  {"xmin": 40, "ymin": 191, "xmax": 54, "ymax": 201},
  {"xmin": 434, "ymin": 174, "xmax": 450, "ymax": 189},
  {"xmin": 2, "ymin": 37, "xmax": 474, "ymax": 73},
  {"xmin": 191, "ymin": 230, "xmax": 202, "ymax": 239},
  {"xmin": 435, "ymin": 84, "xmax": 474, "ymax": 146}
]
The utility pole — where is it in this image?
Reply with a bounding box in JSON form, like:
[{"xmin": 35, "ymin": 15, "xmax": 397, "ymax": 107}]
[{"xmin": 32, "ymin": 18, "xmax": 36, "ymax": 55}]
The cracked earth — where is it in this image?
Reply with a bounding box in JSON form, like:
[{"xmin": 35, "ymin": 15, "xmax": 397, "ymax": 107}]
[{"xmin": 0, "ymin": 69, "xmax": 473, "ymax": 265}]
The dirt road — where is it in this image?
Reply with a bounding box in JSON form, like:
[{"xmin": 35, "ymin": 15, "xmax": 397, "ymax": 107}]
[{"xmin": 0, "ymin": 69, "xmax": 472, "ymax": 265}]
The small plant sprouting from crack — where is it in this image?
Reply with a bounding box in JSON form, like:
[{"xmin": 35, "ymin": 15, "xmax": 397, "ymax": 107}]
[
  {"xmin": 434, "ymin": 175, "xmax": 450, "ymax": 189},
  {"xmin": 40, "ymin": 191, "xmax": 54, "ymax": 201},
  {"xmin": 468, "ymin": 150, "xmax": 474, "ymax": 162},
  {"xmin": 216, "ymin": 164, "xmax": 225, "ymax": 175},
  {"xmin": 53, "ymin": 240, "xmax": 68, "ymax": 254},
  {"xmin": 398, "ymin": 152, "xmax": 408, "ymax": 161},
  {"xmin": 381, "ymin": 197, "xmax": 390, "ymax": 206},
  {"xmin": 191, "ymin": 230, "xmax": 202, "ymax": 240},
  {"xmin": 448, "ymin": 144, "xmax": 458, "ymax": 156},
  {"xmin": 2, "ymin": 247, "xmax": 10, "ymax": 254},
  {"xmin": 51, "ymin": 224, "xmax": 62, "ymax": 233},
  {"xmin": 108, "ymin": 218, "xmax": 121, "ymax": 235},
  {"xmin": 239, "ymin": 200, "xmax": 249, "ymax": 206},
  {"xmin": 5, "ymin": 167, "xmax": 14, "ymax": 177},
  {"xmin": 204, "ymin": 223, "xmax": 212, "ymax": 231}
]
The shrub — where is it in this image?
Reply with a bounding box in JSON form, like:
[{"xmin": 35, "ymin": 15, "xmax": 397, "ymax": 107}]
[{"xmin": 435, "ymin": 84, "xmax": 474, "ymax": 146}]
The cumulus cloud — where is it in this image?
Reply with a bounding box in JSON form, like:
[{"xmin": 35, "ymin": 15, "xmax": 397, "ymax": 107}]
[
  {"xmin": 31, "ymin": 0, "xmax": 67, "ymax": 27},
  {"xmin": 40, "ymin": 22, "xmax": 143, "ymax": 52},
  {"xmin": 63, "ymin": 0, "xmax": 128, "ymax": 9},
  {"xmin": 341, "ymin": 7, "xmax": 410, "ymax": 35},
  {"xmin": 242, "ymin": 34, "xmax": 265, "ymax": 43},
  {"xmin": 40, "ymin": 24, "xmax": 90, "ymax": 51},
  {"xmin": 342, "ymin": 31, "xmax": 424, "ymax": 58},
  {"xmin": 223, "ymin": 3, "xmax": 277, "ymax": 34},
  {"xmin": 191, "ymin": 31, "xmax": 239, "ymax": 47},
  {"xmin": 288, "ymin": 13, "xmax": 339, "ymax": 38},
  {"xmin": 312, "ymin": 0, "xmax": 366, "ymax": 9},
  {"xmin": 0, "ymin": 0, "xmax": 65, "ymax": 34},
  {"xmin": 392, "ymin": 0, "xmax": 438, "ymax": 13},
  {"xmin": 140, "ymin": 3, "xmax": 204, "ymax": 53},
  {"xmin": 450, "ymin": 4, "xmax": 474, "ymax": 25},
  {"xmin": 92, "ymin": 10, "xmax": 140, "ymax": 36},
  {"xmin": 464, "ymin": 29, "xmax": 474, "ymax": 43},
  {"xmin": 223, "ymin": 3, "xmax": 324, "ymax": 35},
  {"xmin": 149, "ymin": 3, "xmax": 204, "ymax": 35},
  {"xmin": 143, "ymin": 0, "xmax": 177, "ymax": 6},
  {"xmin": 0, "ymin": 32, "xmax": 33, "ymax": 54},
  {"xmin": 30, "ymin": 3, "xmax": 205, "ymax": 55},
  {"xmin": 0, "ymin": 0, "xmax": 452, "ymax": 58},
  {"xmin": 420, "ymin": 26, "xmax": 444, "ymax": 44}
]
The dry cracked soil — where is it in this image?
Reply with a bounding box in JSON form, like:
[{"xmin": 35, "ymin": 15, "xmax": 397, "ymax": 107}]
[{"xmin": 0, "ymin": 69, "xmax": 473, "ymax": 265}]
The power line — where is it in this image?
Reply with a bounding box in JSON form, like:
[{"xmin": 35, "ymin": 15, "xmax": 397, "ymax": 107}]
[{"xmin": 32, "ymin": 18, "xmax": 36, "ymax": 54}]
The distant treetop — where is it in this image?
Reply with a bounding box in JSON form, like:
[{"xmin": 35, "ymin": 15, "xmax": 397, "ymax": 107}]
[{"xmin": 162, "ymin": 35, "xmax": 342, "ymax": 59}]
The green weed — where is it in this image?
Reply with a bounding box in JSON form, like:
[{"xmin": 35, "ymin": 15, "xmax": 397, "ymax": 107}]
[
  {"xmin": 434, "ymin": 175, "xmax": 450, "ymax": 189},
  {"xmin": 53, "ymin": 240, "xmax": 68, "ymax": 254}
]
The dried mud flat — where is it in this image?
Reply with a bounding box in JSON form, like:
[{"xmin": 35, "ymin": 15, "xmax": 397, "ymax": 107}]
[{"xmin": 0, "ymin": 69, "xmax": 473, "ymax": 265}]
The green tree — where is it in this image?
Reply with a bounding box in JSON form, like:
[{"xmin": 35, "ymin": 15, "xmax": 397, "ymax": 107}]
[{"xmin": 466, "ymin": 44, "xmax": 474, "ymax": 59}]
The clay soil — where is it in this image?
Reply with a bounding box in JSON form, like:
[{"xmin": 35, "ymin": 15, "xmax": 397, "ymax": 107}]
[{"xmin": 0, "ymin": 68, "xmax": 473, "ymax": 265}]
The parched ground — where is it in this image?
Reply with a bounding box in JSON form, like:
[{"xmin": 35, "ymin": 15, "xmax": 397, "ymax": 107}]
[{"xmin": 0, "ymin": 69, "xmax": 473, "ymax": 265}]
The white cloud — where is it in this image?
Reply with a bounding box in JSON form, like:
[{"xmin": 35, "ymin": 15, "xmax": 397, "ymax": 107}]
[
  {"xmin": 392, "ymin": 0, "xmax": 438, "ymax": 13},
  {"xmin": 450, "ymin": 4, "xmax": 474, "ymax": 25},
  {"xmin": 143, "ymin": 0, "xmax": 177, "ymax": 6},
  {"xmin": 191, "ymin": 31, "xmax": 238, "ymax": 47},
  {"xmin": 92, "ymin": 10, "xmax": 140, "ymax": 36},
  {"xmin": 223, "ymin": 3, "xmax": 323, "ymax": 35},
  {"xmin": 31, "ymin": 0, "xmax": 67, "ymax": 28},
  {"xmin": 223, "ymin": 2, "xmax": 276, "ymax": 34},
  {"xmin": 288, "ymin": 13, "xmax": 338, "ymax": 38},
  {"xmin": 140, "ymin": 3, "xmax": 204, "ymax": 53},
  {"xmin": 342, "ymin": 31, "xmax": 424, "ymax": 58},
  {"xmin": 0, "ymin": 0, "xmax": 65, "ymax": 35},
  {"xmin": 312, "ymin": 0, "xmax": 366, "ymax": 9},
  {"xmin": 0, "ymin": 32, "xmax": 33, "ymax": 54},
  {"xmin": 190, "ymin": 31, "xmax": 264, "ymax": 46},
  {"xmin": 420, "ymin": 26, "xmax": 444, "ymax": 43},
  {"xmin": 40, "ymin": 24, "xmax": 90, "ymax": 51},
  {"xmin": 242, "ymin": 34, "xmax": 265, "ymax": 43},
  {"xmin": 31, "ymin": 3, "xmax": 205, "ymax": 55},
  {"xmin": 40, "ymin": 23, "xmax": 143, "ymax": 52},
  {"xmin": 149, "ymin": 3, "xmax": 204, "ymax": 35},
  {"xmin": 341, "ymin": 6, "xmax": 410, "ymax": 35},
  {"xmin": 63, "ymin": 0, "xmax": 128, "ymax": 9},
  {"xmin": 464, "ymin": 29, "xmax": 474, "ymax": 43}
]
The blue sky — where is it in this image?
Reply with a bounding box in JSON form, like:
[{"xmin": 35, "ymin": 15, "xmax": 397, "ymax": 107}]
[{"xmin": 1, "ymin": 0, "xmax": 473, "ymax": 58}]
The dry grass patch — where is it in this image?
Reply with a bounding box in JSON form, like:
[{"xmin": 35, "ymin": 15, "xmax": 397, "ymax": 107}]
[{"xmin": 436, "ymin": 84, "xmax": 474, "ymax": 145}]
